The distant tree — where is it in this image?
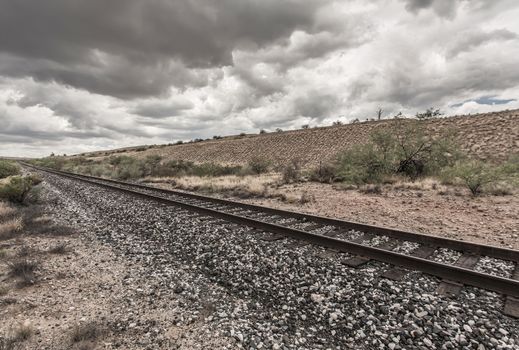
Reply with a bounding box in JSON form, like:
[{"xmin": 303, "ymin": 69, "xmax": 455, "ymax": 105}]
[
  {"xmin": 276, "ymin": 128, "xmax": 283, "ymax": 132},
  {"xmin": 377, "ymin": 108, "xmax": 383, "ymax": 120},
  {"xmin": 50, "ymin": 152, "xmax": 55, "ymax": 157},
  {"xmin": 332, "ymin": 120, "xmax": 343, "ymax": 126},
  {"xmin": 213, "ymin": 135, "xmax": 222, "ymax": 140},
  {"xmin": 259, "ymin": 129, "xmax": 267, "ymax": 134},
  {"xmin": 393, "ymin": 112, "xmax": 403, "ymax": 119},
  {"xmin": 350, "ymin": 118, "xmax": 360, "ymax": 124},
  {"xmin": 175, "ymin": 140, "xmax": 183, "ymax": 145},
  {"xmin": 301, "ymin": 124, "xmax": 310, "ymax": 129},
  {"xmin": 416, "ymin": 108, "xmax": 442, "ymax": 120},
  {"xmin": 239, "ymin": 132, "xmax": 246, "ymax": 137}
]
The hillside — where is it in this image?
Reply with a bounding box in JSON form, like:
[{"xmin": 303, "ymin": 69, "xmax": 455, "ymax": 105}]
[{"xmin": 83, "ymin": 109, "xmax": 519, "ymax": 167}]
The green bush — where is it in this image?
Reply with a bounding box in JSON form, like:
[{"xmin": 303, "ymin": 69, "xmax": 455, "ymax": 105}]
[
  {"xmin": 336, "ymin": 143, "xmax": 391, "ymax": 184},
  {"xmin": 310, "ymin": 163, "xmax": 337, "ymax": 183},
  {"xmin": 331, "ymin": 122, "xmax": 463, "ymax": 185},
  {"xmin": 0, "ymin": 160, "xmax": 20, "ymax": 179},
  {"xmin": 247, "ymin": 157, "xmax": 270, "ymax": 175},
  {"xmin": 0, "ymin": 176, "xmax": 39, "ymax": 204},
  {"xmin": 448, "ymin": 160, "xmax": 501, "ymax": 196}
]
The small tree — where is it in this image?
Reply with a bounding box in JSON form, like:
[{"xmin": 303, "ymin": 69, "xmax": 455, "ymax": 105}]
[
  {"xmin": 275, "ymin": 128, "xmax": 283, "ymax": 133},
  {"xmin": 377, "ymin": 108, "xmax": 383, "ymax": 120},
  {"xmin": 332, "ymin": 120, "xmax": 343, "ymax": 126},
  {"xmin": 451, "ymin": 160, "xmax": 501, "ymax": 196},
  {"xmin": 301, "ymin": 124, "xmax": 310, "ymax": 129},
  {"xmin": 259, "ymin": 129, "xmax": 267, "ymax": 134}
]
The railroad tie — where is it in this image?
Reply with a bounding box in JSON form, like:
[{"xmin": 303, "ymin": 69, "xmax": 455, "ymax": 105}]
[
  {"xmin": 504, "ymin": 263, "xmax": 519, "ymax": 318},
  {"xmin": 285, "ymin": 223, "xmax": 326, "ymax": 248},
  {"xmin": 259, "ymin": 232, "xmax": 286, "ymax": 242},
  {"xmin": 341, "ymin": 233, "xmax": 385, "ymax": 267},
  {"xmin": 316, "ymin": 229, "xmax": 347, "ymax": 259},
  {"xmin": 436, "ymin": 253, "xmax": 480, "ymax": 296},
  {"xmin": 381, "ymin": 245, "xmax": 437, "ymax": 280}
]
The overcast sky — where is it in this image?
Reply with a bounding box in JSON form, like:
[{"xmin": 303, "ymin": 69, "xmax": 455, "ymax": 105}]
[{"xmin": 1, "ymin": 0, "xmax": 519, "ymax": 157}]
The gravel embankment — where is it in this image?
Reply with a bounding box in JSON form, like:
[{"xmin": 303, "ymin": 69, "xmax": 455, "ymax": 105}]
[{"xmin": 40, "ymin": 172, "xmax": 519, "ymax": 349}]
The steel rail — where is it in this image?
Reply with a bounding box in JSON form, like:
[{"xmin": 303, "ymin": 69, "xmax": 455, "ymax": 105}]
[
  {"xmin": 24, "ymin": 163, "xmax": 519, "ymax": 263},
  {"xmin": 24, "ymin": 163, "xmax": 519, "ymax": 298}
]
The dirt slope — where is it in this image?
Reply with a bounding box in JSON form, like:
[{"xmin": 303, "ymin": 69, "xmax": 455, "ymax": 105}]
[{"xmin": 85, "ymin": 109, "xmax": 519, "ymax": 167}]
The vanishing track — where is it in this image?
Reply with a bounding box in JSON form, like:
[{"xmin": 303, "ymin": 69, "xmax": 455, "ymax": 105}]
[{"xmin": 24, "ymin": 163, "xmax": 519, "ymax": 318}]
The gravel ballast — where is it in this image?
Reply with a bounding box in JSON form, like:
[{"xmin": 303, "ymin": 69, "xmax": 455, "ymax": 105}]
[{"xmin": 38, "ymin": 171, "xmax": 519, "ymax": 349}]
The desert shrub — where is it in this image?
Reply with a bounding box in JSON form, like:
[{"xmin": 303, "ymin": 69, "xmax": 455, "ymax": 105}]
[
  {"xmin": 448, "ymin": 160, "xmax": 501, "ymax": 196},
  {"xmin": 31, "ymin": 156, "xmax": 67, "ymax": 170},
  {"xmin": 310, "ymin": 163, "xmax": 337, "ymax": 183},
  {"xmin": 107, "ymin": 156, "xmax": 144, "ymax": 180},
  {"xmin": 281, "ymin": 159, "xmax": 302, "ymax": 184},
  {"xmin": 500, "ymin": 153, "xmax": 519, "ymax": 187},
  {"xmin": 0, "ymin": 161, "xmax": 20, "ymax": 179},
  {"xmin": 336, "ymin": 143, "xmax": 392, "ymax": 184},
  {"xmin": 71, "ymin": 322, "xmax": 106, "ymax": 343},
  {"xmin": 331, "ymin": 122, "xmax": 462, "ymax": 185},
  {"xmin": 0, "ymin": 176, "xmax": 40, "ymax": 204},
  {"xmin": 8, "ymin": 258, "xmax": 38, "ymax": 285},
  {"xmin": 416, "ymin": 107, "xmax": 442, "ymax": 120},
  {"xmin": 247, "ymin": 157, "xmax": 270, "ymax": 175},
  {"xmin": 393, "ymin": 121, "xmax": 462, "ymax": 179},
  {"xmin": 190, "ymin": 163, "xmax": 242, "ymax": 177}
]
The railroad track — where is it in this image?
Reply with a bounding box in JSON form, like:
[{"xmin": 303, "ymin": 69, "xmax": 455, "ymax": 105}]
[{"xmin": 23, "ymin": 163, "xmax": 519, "ymax": 318}]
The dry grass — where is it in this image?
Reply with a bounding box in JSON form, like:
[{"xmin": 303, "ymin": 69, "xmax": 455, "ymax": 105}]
[
  {"xmin": 70, "ymin": 322, "xmax": 107, "ymax": 345},
  {"xmin": 148, "ymin": 174, "xmax": 279, "ymax": 197},
  {"xmin": 48, "ymin": 242, "xmax": 69, "ymax": 254},
  {"xmin": 12, "ymin": 323, "xmax": 33, "ymax": 342},
  {"xmin": 147, "ymin": 174, "xmax": 315, "ymax": 204},
  {"xmin": 0, "ymin": 217, "xmax": 22, "ymax": 240},
  {"xmin": 8, "ymin": 258, "xmax": 38, "ymax": 286},
  {"xmin": 0, "ymin": 322, "xmax": 33, "ymax": 349},
  {"xmin": 0, "ymin": 202, "xmax": 16, "ymax": 219}
]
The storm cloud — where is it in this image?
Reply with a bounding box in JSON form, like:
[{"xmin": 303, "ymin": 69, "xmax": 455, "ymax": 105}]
[{"xmin": 1, "ymin": 0, "xmax": 519, "ymax": 157}]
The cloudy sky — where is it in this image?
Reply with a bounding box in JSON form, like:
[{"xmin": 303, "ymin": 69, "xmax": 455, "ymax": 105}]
[{"xmin": 1, "ymin": 0, "xmax": 519, "ymax": 157}]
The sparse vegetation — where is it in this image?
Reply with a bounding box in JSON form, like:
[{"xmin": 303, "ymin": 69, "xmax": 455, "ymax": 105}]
[
  {"xmin": 325, "ymin": 120, "xmax": 464, "ymax": 185},
  {"xmin": 8, "ymin": 258, "xmax": 38, "ymax": 286},
  {"xmin": 246, "ymin": 157, "xmax": 270, "ymax": 175},
  {"xmin": 0, "ymin": 175, "xmax": 41, "ymax": 204},
  {"xmin": 48, "ymin": 242, "xmax": 69, "ymax": 254},
  {"xmin": 416, "ymin": 107, "xmax": 442, "ymax": 120},
  {"xmin": 446, "ymin": 160, "xmax": 502, "ymax": 196},
  {"xmin": 70, "ymin": 322, "xmax": 106, "ymax": 344},
  {"xmin": 281, "ymin": 159, "xmax": 302, "ymax": 184},
  {"xmin": 0, "ymin": 161, "xmax": 20, "ymax": 179}
]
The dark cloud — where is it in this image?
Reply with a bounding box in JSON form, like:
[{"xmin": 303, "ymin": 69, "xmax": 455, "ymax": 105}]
[
  {"xmin": 0, "ymin": 0, "xmax": 327, "ymax": 99},
  {"xmin": 446, "ymin": 29, "xmax": 517, "ymax": 58},
  {"xmin": 402, "ymin": 0, "xmax": 460, "ymax": 18},
  {"xmin": 293, "ymin": 92, "xmax": 339, "ymax": 119},
  {"xmin": 130, "ymin": 98, "xmax": 195, "ymax": 118}
]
